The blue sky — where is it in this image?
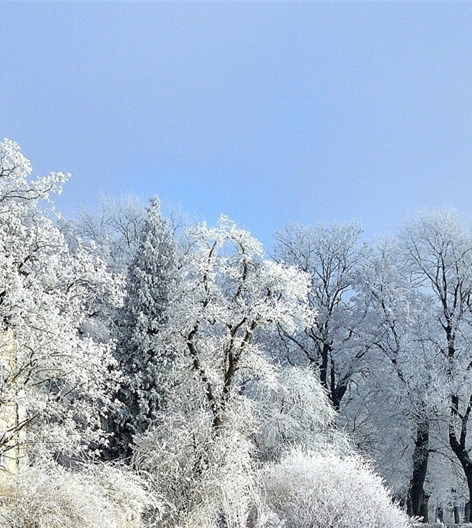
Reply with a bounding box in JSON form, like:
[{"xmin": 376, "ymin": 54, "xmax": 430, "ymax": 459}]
[{"xmin": 2, "ymin": 3, "xmax": 472, "ymax": 248}]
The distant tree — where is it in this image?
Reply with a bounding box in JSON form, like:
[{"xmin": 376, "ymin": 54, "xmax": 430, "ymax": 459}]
[
  {"xmin": 70, "ymin": 194, "xmax": 147, "ymax": 273},
  {"xmin": 347, "ymin": 238, "xmax": 444, "ymax": 519},
  {"xmin": 272, "ymin": 222, "xmax": 365, "ymax": 410},
  {"xmin": 399, "ymin": 210, "xmax": 472, "ymax": 521}
]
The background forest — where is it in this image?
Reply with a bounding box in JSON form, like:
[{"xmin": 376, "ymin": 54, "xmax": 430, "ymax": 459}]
[{"xmin": 2, "ymin": 139, "xmax": 472, "ymax": 527}]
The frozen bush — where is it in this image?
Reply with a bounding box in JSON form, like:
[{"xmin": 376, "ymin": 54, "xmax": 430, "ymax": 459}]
[
  {"xmin": 0, "ymin": 462, "xmax": 161, "ymax": 528},
  {"xmin": 252, "ymin": 366, "xmax": 350, "ymax": 461},
  {"xmin": 134, "ymin": 411, "xmax": 266, "ymax": 528},
  {"xmin": 262, "ymin": 446, "xmax": 412, "ymax": 528}
]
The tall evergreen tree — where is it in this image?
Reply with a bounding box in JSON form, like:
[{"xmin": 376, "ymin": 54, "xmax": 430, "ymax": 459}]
[{"xmin": 108, "ymin": 198, "xmax": 177, "ymax": 459}]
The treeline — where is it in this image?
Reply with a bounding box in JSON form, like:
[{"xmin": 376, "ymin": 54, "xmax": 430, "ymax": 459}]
[{"xmin": 2, "ymin": 138, "xmax": 469, "ymax": 526}]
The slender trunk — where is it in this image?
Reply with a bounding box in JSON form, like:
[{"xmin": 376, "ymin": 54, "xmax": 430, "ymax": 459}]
[
  {"xmin": 319, "ymin": 342, "xmax": 330, "ymax": 393},
  {"xmin": 408, "ymin": 418, "xmax": 430, "ymax": 520},
  {"xmin": 468, "ymin": 476, "xmax": 472, "ymax": 523},
  {"xmin": 454, "ymin": 504, "xmax": 460, "ymax": 524}
]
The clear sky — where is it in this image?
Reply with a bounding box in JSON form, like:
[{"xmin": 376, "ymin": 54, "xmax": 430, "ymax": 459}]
[{"xmin": 2, "ymin": 3, "xmax": 472, "ymax": 248}]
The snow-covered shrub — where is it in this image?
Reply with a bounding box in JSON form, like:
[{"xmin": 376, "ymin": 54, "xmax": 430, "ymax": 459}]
[
  {"xmin": 0, "ymin": 462, "xmax": 160, "ymax": 528},
  {"xmin": 262, "ymin": 446, "xmax": 412, "ymax": 528},
  {"xmin": 252, "ymin": 366, "xmax": 350, "ymax": 460},
  {"xmin": 134, "ymin": 410, "xmax": 265, "ymax": 528}
]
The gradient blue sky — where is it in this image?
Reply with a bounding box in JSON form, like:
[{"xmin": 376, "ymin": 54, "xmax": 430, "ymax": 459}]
[{"xmin": 2, "ymin": 3, "xmax": 472, "ymax": 248}]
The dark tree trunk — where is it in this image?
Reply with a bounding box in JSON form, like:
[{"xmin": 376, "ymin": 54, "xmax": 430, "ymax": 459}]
[
  {"xmin": 419, "ymin": 495, "xmax": 429, "ymax": 523},
  {"xmin": 408, "ymin": 418, "xmax": 430, "ymax": 520},
  {"xmin": 319, "ymin": 342, "xmax": 330, "ymax": 394},
  {"xmin": 330, "ymin": 359, "xmax": 348, "ymax": 412},
  {"xmin": 449, "ymin": 394, "xmax": 472, "ymax": 522},
  {"xmin": 468, "ymin": 476, "xmax": 472, "ymax": 523}
]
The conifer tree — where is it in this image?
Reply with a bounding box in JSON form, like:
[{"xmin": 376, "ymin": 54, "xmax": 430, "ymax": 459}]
[{"xmin": 109, "ymin": 198, "xmax": 176, "ymax": 458}]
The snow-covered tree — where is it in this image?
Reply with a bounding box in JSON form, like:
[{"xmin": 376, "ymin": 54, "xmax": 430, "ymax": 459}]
[
  {"xmin": 108, "ymin": 198, "xmax": 177, "ymax": 459},
  {"xmin": 133, "ymin": 216, "xmax": 315, "ymax": 528},
  {"xmin": 165, "ymin": 216, "xmax": 313, "ymax": 431},
  {"xmin": 346, "ymin": 238, "xmax": 445, "ymax": 519},
  {"xmin": 0, "ymin": 139, "xmax": 121, "ymax": 464},
  {"xmin": 399, "ymin": 210, "xmax": 472, "ymax": 521},
  {"xmin": 70, "ymin": 194, "xmax": 146, "ymax": 273},
  {"xmin": 272, "ymin": 222, "xmax": 365, "ymax": 410}
]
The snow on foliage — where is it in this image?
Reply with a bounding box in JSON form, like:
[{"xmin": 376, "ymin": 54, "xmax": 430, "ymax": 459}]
[
  {"xmin": 253, "ymin": 366, "xmax": 348, "ymax": 460},
  {"xmin": 0, "ymin": 138, "xmax": 68, "ymax": 203},
  {"xmin": 0, "ymin": 462, "xmax": 160, "ymax": 528},
  {"xmin": 109, "ymin": 198, "xmax": 177, "ymax": 458},
  {"xmin": 133, "ymin": 410, "xmax": 264, "ymax": 528},
  {"xmin": 263, "ymin": 447, "xmax": 412, "ymax": 528},
  {"xmin": 159, "ymin": 215, "xmax": 314, "ymax": 428},
  {"xmin": 0, "ymin": 139, "xmax": 121, "ymax": 459},
  {"xmin": 131, "ymin": 217, "xmax": 316, "ymax": 528}
]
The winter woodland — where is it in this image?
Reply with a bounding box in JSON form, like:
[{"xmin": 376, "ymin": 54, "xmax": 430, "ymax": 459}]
[{"xmin": 1, "ymin": 139, "xmax": 471, "ymax": 526}]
